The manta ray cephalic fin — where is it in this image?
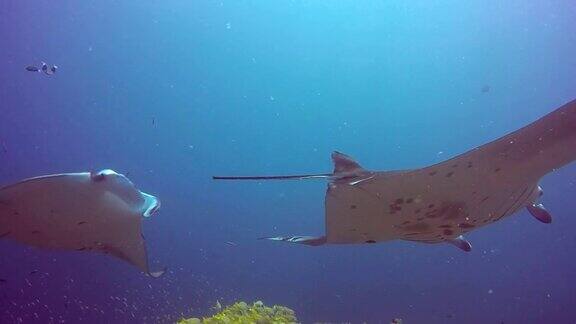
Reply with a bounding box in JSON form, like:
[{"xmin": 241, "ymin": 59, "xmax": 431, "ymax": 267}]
[
  {"xmin": 447, "ymin": 236, "xmax": 472, "ymax": 252},
  {"xmin": 147, "ymin": 267, "xmax": 167, "ymax": 278},
  {"xmin": 527, "ymin": 203, "xmax": 553, "ymax": 224},
  {"xmin": 259, "ymin": 235, "xmax": 327, "ymax": 246}
]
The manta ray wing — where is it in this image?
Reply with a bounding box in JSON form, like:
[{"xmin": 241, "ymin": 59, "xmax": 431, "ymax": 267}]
[{"xmin": 325, "ymin": 165, "xmax": 540, "ymax": 245}]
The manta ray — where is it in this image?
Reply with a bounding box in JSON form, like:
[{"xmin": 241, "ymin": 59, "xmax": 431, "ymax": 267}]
[
  {"xmin": 0, "ymin": 169, "xmax": 165, "ymax": 277},
  {"xmin": 214, "ymin": 99, "xmax": 576, "ymax": 251}
]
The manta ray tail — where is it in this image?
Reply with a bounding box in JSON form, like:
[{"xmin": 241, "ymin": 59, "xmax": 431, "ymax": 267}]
[
  {"xmin": 213, "ymin": 151, "xmax": 371, "ymax": 182},
  {"xmin": 212, "ymin": 174, "xmax": 331, "ymax": 180}
]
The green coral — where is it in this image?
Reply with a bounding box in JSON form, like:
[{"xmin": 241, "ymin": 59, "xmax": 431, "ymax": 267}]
[{"xmin": 178, "ymin": 300, "xmax": 298, "ymax": 324}]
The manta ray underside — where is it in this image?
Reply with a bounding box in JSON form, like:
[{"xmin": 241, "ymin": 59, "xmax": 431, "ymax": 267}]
[
  {"xmin": 214, "ymin": 99, "xmax": 576, "ymax": 252},
  {"xmin": 0, "ymin": 169, "xmax": 165, "ymax": 277}
]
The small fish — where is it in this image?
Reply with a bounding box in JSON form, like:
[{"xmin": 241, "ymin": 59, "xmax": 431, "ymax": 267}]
[
  {"xmin": 481, "ymin": 85, "xmax": 490, "ymax": 93},
  {"xmin": 27, "ymin": 62, "xmax": 57, "ymax": 75},
  {"xmin": 212, "ymin": 300, "xmax": 222, "ymax": 312},
  {"xmin": 43, "ymin": 64, "xmax": 57, "ymax": 76},
  {"xmin": 29, "ymin": 270, "xmax": 39, "ymax": 275},
  {"xmin": 1, "ymin": 142, "xmax": 7, "ymax": 154},
  {"xmin": 225, "ymin": 241, "xmax": 237, "ymax": 246}
]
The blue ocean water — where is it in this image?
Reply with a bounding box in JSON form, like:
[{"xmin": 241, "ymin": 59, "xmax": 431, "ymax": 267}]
[{"xmin": 1, "ymin": 0, "xmax": 576, "ymax": 323}]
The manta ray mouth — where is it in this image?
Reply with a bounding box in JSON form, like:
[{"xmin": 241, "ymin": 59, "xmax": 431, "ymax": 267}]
[{"xmin": 141, "ymin": 193, "xmax": 161, "ymax": 217}]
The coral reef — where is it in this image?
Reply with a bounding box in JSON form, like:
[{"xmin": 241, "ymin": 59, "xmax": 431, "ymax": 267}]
[{"xmin": 178, "ymin": 300, "xmax": 298, "ymax": 324}]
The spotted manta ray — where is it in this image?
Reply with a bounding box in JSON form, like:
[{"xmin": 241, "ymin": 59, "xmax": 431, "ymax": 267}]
[{"xmin": 214, "ymin": 99, "xmax": 576, "ymax": 251}]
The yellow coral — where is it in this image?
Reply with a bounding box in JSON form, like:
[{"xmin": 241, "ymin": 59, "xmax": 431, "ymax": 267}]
[{"xmin": 177, "ymin": 301, "xmax": 298, "ymax": 324}]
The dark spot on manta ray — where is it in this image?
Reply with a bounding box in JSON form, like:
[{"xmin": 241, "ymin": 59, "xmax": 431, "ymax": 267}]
[
  {"xmin": 0, "ymin": 231, "xmax": 10, "ymax": 238},
  {"xmin": 76, "ymin": 247, "xmax": 86, "ymax": 251},
  {"xmin": 365, "ymin": 240, "xmax": 376, "ymax": 244},
  {"xmin": 451, "ymin": 164, "xmax": 458, "ymax": 168},
  {"xmin": 406, "ymin": 198, "xmax": 414, "ymax": 204},
  {"xmin": 467, "ymin": 161, "xmax": 473, "ymax": 168},
  {"xmin": 428, "ymin": 171, "xmax": 437, "ymax": 176},
  {"xmin": 481, "ymin": 196, "xmax": 490, "ymax": 203},
  {"xmin": 77, "ymin": 221, "xmax": 87, "ymax": 225},
  {"xmin": 12, "ymin": 211, "xmax": 19, "ymax": 216},
  {"xmin": 415, "ymin": 209, "xmax": 421, "ymax": 214},
  {"xmin": 395, "ymin": 198, "xmax": 404, "ymax": 204},
  {"xmin": 31, "ymin": 230, "xmax": 40, "ymax": 234},
  {"xmin": 29, "ymin": 270, "xmax": 39, "ymax": 275},
  {"xmin": 401, "ymin": 221, "xmax": 411, "ymax": 225},
  {"xmin": 350, "ymin": 205, "xmax": 357, "ymax": 209},
  {"xmin": 458, "ymin": 223, "xmax": 475, "ymax": 229},
  {"xmin": 439, "ymin": 202, "xmax": 467, "ymax": 220},
  {"xmin": 494, "ymin": 167, "xmax": 501, "ymax": 172},
  {"xmin": 428, "ymin": 204, "xmax": 435, "ymax": 209},
  {"xmin": 443, "ymin": 229, "xmax": 454, "ymax": 235},
  {"xmin": 389, "ymin": 204, "xmax": 402, "ymax": 212},
  {"xmin": 445, "ymin": 171, "xmax": 454, "ymax": 177},
  {"xmin": 0, "ymin": 279, "xmax": 6, "ymax": 284},
  {"xmin": 438, "ymin": 225, "xmax": 452, "ymax": 228}
]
